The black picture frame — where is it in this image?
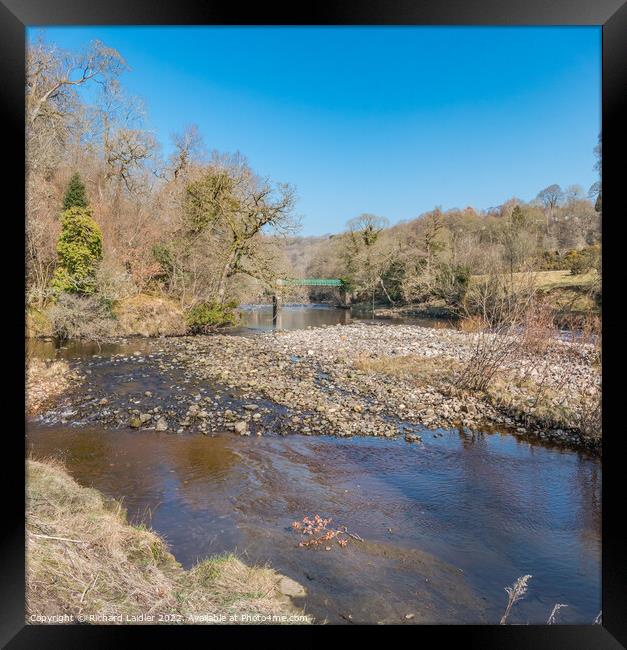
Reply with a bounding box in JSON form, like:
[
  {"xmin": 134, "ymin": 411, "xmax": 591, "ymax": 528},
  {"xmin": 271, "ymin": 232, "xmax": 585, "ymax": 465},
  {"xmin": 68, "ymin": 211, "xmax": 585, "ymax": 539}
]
[{"xmin": 3, "ymin": 1, "xmax": 625, "ymax": 647}]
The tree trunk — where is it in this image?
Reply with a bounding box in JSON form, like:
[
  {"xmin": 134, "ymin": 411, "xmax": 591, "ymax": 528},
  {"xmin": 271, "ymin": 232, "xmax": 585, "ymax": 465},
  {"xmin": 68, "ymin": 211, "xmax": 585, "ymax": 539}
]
[
  {"xmin": 379, "ymin": 277, "xmax": 395, "ymax": 305},
  {"xmin": 216, "ymin": 248, "xmax": 238, "ymax": 304}
]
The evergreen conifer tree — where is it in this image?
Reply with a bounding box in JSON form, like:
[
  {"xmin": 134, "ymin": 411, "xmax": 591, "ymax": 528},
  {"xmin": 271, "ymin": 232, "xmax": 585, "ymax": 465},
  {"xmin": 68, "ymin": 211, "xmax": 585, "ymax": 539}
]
[{"xmin": 62, "ymin": 172, "xmax": 88, "ymax": 210}]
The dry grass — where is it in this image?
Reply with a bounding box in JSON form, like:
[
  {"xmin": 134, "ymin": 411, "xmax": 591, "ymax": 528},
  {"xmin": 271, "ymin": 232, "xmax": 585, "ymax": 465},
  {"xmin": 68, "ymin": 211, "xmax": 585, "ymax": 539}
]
[
  {"xmin": 113, "ymin": 293, "xmax": 186, "ymax": 337},
  {"xmin": 26, "ymin": 359, "xmax": 79, "ymax": 415},
  {"xmin": 500, "ymin": 574, "xmax": 532, "ymax": 624},
  {"xmin": 470, "ymin": 270, "xmax": 597, "ymax": 291},
  {"xmin": 26, "ymin": 458, "xmax": 311, "ymax": 624},
  {"xmin": 354, "ymin": 354, "xmax": 461, "ymax": 387},
  {"xmin": 458, "ymin": 315, "xmax": 485, "ymax": 333}
]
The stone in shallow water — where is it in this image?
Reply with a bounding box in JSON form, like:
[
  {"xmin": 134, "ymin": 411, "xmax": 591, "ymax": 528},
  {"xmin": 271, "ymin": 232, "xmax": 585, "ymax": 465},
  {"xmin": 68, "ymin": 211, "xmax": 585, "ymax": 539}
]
[
  {"xmin": 234, "ymin": 421, "xmax": 248, "ymax": 435},
  {"xmin": 278, "ymin": 576, "xmax": 306, "ymax": 598},
  {"xmin": 155, "ymin": 417, "xmax": 168, "ymax": 432}
]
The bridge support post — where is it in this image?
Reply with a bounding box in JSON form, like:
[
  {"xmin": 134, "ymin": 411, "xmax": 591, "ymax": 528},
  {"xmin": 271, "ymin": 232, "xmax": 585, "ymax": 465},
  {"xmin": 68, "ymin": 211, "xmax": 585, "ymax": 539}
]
[
  {"xmin": 272, "ymin": 293, "xmax": 280, "ymax": 325},
  {"xmin": 339, "ymin": 285, "xmax": 351, "ymax": 307}
]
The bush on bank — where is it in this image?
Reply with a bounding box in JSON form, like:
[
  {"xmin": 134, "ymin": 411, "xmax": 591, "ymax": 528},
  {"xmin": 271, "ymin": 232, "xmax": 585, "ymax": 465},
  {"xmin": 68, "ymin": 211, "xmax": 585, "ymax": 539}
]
[
  {"xmin": 47, "ymin": 293, "xmax": 116, "ymax": 342},
  {"xmin": 26, "ymin": 306, "xmax": 53, "ymax": 338},
  {"xmin": 185, "ymin": 301, "xmax": 238, "ymax": 333}
]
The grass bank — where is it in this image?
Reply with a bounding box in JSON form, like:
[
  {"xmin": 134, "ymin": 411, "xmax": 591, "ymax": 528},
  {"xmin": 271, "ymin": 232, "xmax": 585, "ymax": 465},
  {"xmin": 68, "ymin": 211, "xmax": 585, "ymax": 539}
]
[
  {"xmin": 26, "ymin": 458, "xmax": 311, "ymax": 625},
  {"xmin": 112, "ymin": 293, "xmax": 186, "ymax": 337},
  {"xmin": 473, "ymin": 270, "xmax": 599, "ymax": 318}
]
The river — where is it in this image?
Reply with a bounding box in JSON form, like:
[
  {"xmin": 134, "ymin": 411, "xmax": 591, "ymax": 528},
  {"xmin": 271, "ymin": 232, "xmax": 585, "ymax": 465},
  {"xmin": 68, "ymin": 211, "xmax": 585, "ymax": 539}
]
[
  {"xmin": 237, "ymin": 302, "xmax": 457, "ymax": 332},
  {"xmin": 26, "ymin": 304, "xmax": 601, "ymax": 625}
]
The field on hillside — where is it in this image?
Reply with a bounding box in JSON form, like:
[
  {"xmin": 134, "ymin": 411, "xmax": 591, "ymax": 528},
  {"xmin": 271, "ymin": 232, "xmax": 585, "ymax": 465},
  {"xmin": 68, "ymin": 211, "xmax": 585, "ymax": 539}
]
[{"xmin": 470, "ymin": 270, "xmax": 599, "ymax": 316}]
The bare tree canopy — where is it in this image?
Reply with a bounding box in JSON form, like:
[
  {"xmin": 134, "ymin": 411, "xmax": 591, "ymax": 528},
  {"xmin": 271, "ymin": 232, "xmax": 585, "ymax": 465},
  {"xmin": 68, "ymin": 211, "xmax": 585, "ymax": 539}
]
[{"xmin": 536, "ymin": 184, "xmax": 564, "ymax": 211}]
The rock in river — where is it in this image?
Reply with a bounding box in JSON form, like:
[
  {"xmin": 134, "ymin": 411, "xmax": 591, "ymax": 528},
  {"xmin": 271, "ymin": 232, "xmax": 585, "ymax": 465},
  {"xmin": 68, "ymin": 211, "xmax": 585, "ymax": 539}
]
[
  {"xmin": 234, "ymin": 421, "xmax": 248, "ymax": 435},
  {"xmin": 278, "ymin": 576, "xmax": 306, "ymax": 598}
]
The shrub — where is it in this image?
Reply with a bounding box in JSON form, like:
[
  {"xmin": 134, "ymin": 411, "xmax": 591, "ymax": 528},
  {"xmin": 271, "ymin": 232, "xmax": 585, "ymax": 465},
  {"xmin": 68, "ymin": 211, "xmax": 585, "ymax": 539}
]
[
  {"xmin": 47, "ymin": 293, "xmax": 116, "ymax": 342},
  {"xmin": 51, "ymin": 207, "xmax": 103, "ymax": 295},
  {"xmin": 26, "ymin": 306, "xmax": 53, "ymax": 338},
  {"xmin": 185, "ymin": 301, "xmax": 237, "ymax": 333},
  {"xmin": 433, "ymin": 263, "xmax": 470, "ymax": 306},
  {"xmin": 457, "ymin": 272, "xmax": 546, "ymax": 392},
  {"xmin": 95, "ymin": 259, "xmax": 137, "ymax": 302},
  {"xmin": 538, "ymin": 250, "xmax": 568, "ymax": 271},
  {"xmin": 378, "ymin": 261, "xmax": 406, "ymax": 303},
  {"xmin": 565, "ymin": 245, "xmax": 600, "ymax": 275},
  {"xmin": 152, "ymin": 243, "xmax": 174, "ymax": 283}
]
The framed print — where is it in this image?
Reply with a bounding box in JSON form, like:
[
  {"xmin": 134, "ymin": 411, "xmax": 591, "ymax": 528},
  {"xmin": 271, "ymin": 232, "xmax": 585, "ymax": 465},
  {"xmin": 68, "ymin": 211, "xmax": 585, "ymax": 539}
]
[{"xmin": 2, "ymin": 0, "xmax": 625, "ymax": 647}]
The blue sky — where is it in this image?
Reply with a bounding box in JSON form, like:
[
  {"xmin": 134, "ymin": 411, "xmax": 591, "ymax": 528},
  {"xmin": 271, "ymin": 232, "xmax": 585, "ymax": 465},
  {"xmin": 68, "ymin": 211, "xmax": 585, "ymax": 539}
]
[{"xmin": 30, "ymin": 27, "xmax": 601, "ymax": 235}]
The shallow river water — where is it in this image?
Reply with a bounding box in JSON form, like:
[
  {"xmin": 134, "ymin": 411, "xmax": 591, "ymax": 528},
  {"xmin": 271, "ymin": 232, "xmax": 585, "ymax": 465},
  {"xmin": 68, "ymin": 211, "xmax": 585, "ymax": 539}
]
[
  {"xmin": 237, "ymin": 302, "xmax": 456, "ymax": 332},
  {"xmin": 26, "ymin": 306, "xmax": 601, "ymax": 625}
]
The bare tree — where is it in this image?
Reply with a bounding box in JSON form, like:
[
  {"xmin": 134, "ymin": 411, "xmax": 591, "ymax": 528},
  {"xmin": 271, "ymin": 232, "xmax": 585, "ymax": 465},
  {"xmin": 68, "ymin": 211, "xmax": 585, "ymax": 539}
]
[
  {"xmin": 536, "ymin": 184, "xmax": 564, "ymax": 212},
  {"xmin": 175, "ymin": 154, "xmax": 298, "ymax": 305},
  {"xmin": 344, "ymin": 214, "xmax": 390, "ymax": 312},
  {"xmin": 169, "ymin": 124, "xmax": 206, "ymax": 180},
  {"xmin": 536, "ymin": 184, "xmax": 563, "ymax": 236},
  {"xmin": 27, "ymin": 36, "xmax": 125, "ymax": 176}
]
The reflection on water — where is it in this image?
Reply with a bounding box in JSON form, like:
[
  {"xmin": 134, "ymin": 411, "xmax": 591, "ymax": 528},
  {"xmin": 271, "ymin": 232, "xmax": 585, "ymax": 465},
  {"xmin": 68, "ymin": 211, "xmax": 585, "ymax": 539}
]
[
  {"xmin": 26, "ymin": 337, "xmax": 155, "ymax": 361},
  {"xmin": 27, "ymin": 424, "xmax": 601, "ymax": 625}
]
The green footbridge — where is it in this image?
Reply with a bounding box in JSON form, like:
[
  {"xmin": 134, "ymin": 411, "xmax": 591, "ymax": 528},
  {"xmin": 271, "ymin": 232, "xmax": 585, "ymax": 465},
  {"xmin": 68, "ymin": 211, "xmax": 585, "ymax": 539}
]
[
  {"xmin": 276, "ymin": 278, "xmax": 344, "ymax": 287},
  {"xmin": 272, "ymin": 279, "xmax": 348, "ymax": 319}
]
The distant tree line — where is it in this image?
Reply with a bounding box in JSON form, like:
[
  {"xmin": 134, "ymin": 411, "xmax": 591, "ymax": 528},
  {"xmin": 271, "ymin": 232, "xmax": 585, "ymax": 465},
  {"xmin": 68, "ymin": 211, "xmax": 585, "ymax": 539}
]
[{"xmin": 304, "ymin": 175, "xmax": 601, "ymax": 309}]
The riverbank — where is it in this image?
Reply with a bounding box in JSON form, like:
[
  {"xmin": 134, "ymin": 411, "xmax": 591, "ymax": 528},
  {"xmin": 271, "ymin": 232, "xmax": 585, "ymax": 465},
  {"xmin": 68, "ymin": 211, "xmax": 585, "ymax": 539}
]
[
  {"xmin": 26, "ymin": 294, "xmax": 188, "ymax": 339},
  {"xmin": 29, "ymin": 321, "xmax": 600, "ymax": 453},
  {"xmin": 26, "ymin": 458, "xmax": 311, "ymax": 625}
]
